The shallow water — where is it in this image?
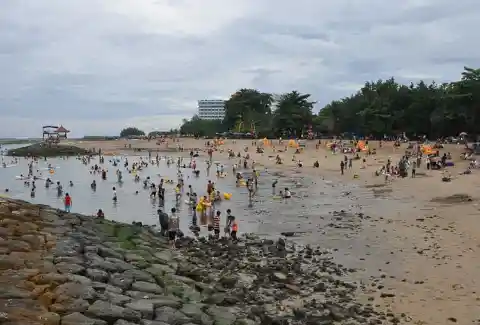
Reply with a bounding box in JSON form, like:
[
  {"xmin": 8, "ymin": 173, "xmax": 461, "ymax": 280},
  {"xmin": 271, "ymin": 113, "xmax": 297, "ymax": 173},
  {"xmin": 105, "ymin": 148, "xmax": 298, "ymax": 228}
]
[{"xmin": 1, "ymin": 144, "xmax": 419, "ymax": 276}]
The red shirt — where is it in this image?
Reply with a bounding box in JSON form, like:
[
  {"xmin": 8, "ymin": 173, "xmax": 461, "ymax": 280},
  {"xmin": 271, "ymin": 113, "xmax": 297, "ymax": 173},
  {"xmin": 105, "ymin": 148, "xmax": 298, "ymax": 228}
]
[{"xmin": 65, "ymin": 196, "xmax": 71, "ymax": 205}]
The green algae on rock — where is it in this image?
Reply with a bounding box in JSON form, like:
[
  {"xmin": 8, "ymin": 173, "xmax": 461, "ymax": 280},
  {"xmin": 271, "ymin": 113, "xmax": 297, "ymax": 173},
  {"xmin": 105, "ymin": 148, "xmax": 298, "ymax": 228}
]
[
  {"xmin": 0, "ymin": 197, "xmax": 407, "ymax": 325},
  {"xmin": 6, "ymin": 143, "xmax": 91, "ymax": 157}
]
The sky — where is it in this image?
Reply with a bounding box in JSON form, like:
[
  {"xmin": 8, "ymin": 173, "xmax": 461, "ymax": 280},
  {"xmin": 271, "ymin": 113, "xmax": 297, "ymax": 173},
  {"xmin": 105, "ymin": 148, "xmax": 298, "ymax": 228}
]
[{"xmin": 1, "ymin": 0, "xmax": 479, "ymax": 137}]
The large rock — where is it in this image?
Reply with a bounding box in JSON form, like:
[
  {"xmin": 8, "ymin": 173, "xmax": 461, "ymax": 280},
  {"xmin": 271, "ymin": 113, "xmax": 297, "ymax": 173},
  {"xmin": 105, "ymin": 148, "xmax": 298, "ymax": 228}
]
[
  {"xmin": 122, "ymin": 269, "xmax": 155, "ymax": 282},
  {"xmin": 88, "ymin": 256, "xmax": 118, "ymax": 272},
  {"xmin": 109, "ymin": 274, "xmax": 134, "ymax": 290},
  {"xmin": 54, "ymin": 282, "xmax": 96, "ymax": 301},
  {"xmin": 181, "ymin": 303, "xmax": 213, "ymax": 325},
  {"xmin": 98, "ymin": 291, "xmax": 132, "ymax": 306},
  {"xmin": 125, "ymin": 300, "xmax": 155, "ymax": 319},
  {"xmin": 141, "ymin": 321, "xmax": 171, "ymax": 325},
  {"xmin": 52, "ymin": 238, "xmax": 83, "ymax": 257},
  {"xmin": 55, "ymin": 262, "xmax": 85, "ymax": 275},
  {"xmin": 98, "ymin": 247, "xmax": 124, "ymax": 260},
  {"xmin": 154, "ymin": 306, "xmax": 191, "ymax": 325},
  {"xmin": 7, "ymin": 143, "xmax": 91, "ymax": 157},
  {"xmin": 91, "ymin": 282, "xmax": 123, "ymax": 294},
  {"xmin": 86, "ymin": 300, "xmax": 141, "ymax": 323},
  {"xmin": 154, "ymin": 251, "xmax": 175, "ymax": 263},
  {"xmin": 87, "ymin": 269, "xmax": 109, "ymax": 282},
  {"xmin": 131, "ymin": 281, "xmax": 164, "ymax": 294},
  {"xmin": 104, "ymin": 257, "xmax": 135, "ymax": 272},
  {"xmin": 205, "ymin": 306, "xmax": 237, "ymax": 325},
  {"xmin": 145, "ymin": 264, "xmax": 175, "ymax": 276},
  {"xmin": 38, "ymin": 312, "xmax": 61, "ymax": 325},
  {"xmin": 61, "ymin": 312, "xmax": 107, "ymax": 325},
  {"xmin": 50, "ymin": 298, "xmax": 90, "ymax": 314},
  {"xmin": 114, "ymin": 320, "xmax": 139, "ymax": 325},
  {"xmin": 31, "ymin": 272, "xmax": 68, "ymax": 285}
]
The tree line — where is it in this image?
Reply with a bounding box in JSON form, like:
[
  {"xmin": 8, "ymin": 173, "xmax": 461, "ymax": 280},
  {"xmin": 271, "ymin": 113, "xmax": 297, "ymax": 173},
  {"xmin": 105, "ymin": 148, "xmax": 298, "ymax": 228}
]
[
  {"xmin": 179, "ymin": 66, "xmax": 480, "ymax": 138},
  {"xmin": 119, "ymin": 127, "xmax": 178, "ymax": 138}
]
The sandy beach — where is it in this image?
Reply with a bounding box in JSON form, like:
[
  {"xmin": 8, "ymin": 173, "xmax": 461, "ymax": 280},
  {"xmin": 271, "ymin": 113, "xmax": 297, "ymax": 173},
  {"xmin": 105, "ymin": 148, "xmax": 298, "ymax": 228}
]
[{"xmin": 70, "ymin": 137, "xmax": 480, "ymax": 324}]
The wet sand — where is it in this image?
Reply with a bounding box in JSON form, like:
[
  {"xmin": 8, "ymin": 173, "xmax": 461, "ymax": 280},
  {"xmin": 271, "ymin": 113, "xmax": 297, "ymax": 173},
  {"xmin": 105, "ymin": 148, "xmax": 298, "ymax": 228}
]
[{"xmin": 71, "ymin": 138, "xmax": 480, "ymax": 324}]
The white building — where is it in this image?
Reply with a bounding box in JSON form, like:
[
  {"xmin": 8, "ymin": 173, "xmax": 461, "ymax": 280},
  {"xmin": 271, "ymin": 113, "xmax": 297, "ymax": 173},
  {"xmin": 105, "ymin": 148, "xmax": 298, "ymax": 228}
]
[{"xmin": 197, "ymin": 99, "xmax": 225, "ymax": 120}]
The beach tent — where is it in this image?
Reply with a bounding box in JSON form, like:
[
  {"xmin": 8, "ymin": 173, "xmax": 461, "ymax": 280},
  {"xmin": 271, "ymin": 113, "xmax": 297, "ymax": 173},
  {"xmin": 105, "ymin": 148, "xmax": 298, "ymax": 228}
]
[
  {"xmin": 262, "ymin": 138, "xmax": 271, "ymax": 147},
  {"xmin": 288, "ymin": 139, "xmax": 299, "ymax": 148},
  {"xmin": 356, "ymin": 140, "xmax": 368, "ymax": 151},
  {"xmin": 421, "ymin": 145, "xmax": 435, "ymax": 155}
]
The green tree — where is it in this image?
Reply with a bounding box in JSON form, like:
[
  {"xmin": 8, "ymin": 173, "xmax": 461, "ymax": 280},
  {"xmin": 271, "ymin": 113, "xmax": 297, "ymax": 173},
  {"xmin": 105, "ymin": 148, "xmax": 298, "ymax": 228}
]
[
  {"xmin": 120, "ymin": 127, "xmax": 145, "ymax": 137},
  {"xmin": 179, "ymin": 116, "xmax": 224, "ymax": 137},
  {"xmin": 272, "ymin": 91, "xmax": 315, "ymax": 137},
  {"xmin": 178, "ymin": 66, "xmax": 480, "ymax": 139},
  {"xmin": 224, "ymin": 89, "xmax": 273, "ymax": 134},
  {"xmin": 316, "ymin": 66, "xmax": 480, "ymax": 138}
]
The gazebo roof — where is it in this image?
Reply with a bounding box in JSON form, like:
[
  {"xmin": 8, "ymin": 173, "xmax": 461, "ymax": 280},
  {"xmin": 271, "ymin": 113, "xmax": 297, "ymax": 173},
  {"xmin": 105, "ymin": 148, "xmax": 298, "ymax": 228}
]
[{"xmin": 56, "ymin": 125, "xmax": 70, "ymax": 133}]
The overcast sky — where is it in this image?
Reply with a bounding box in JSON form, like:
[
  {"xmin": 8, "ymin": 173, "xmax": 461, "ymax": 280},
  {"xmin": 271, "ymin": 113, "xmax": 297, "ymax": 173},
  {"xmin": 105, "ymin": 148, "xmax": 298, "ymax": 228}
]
[{"xmin": 1, "ymin": 0, "xmax": 478, "ymax": 137}]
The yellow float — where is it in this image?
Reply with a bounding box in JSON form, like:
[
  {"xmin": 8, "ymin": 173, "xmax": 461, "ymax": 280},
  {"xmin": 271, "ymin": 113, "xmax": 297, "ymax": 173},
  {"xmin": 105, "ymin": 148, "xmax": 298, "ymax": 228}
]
[{"xmin": 223, "ymin": 193, "xmax": 232, "ymax": 200}]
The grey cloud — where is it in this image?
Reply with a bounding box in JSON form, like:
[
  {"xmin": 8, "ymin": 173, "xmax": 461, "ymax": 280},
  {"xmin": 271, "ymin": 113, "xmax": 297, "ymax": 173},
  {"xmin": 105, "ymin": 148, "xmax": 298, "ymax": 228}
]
[{"xmin": 1, "ymin": 0, "xmax": 480, "ymax": 137}]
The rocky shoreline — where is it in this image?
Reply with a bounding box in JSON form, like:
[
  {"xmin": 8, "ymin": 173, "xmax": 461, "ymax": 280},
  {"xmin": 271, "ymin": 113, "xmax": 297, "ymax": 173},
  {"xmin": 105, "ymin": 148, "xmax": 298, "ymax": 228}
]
[
  {"xmin": 0, "ymin": 198, "xmax": 404, "ymax": 325},
  {"xmin": 6, "ymin": 143, "xmax": 91, "ymax": 157}
]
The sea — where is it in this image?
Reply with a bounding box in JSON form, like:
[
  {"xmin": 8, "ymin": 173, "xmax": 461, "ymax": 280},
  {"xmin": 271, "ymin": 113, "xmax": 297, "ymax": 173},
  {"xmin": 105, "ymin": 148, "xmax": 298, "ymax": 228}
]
[{"xmin": 0, "ymin": 143, "xmax": 417, "ymax": 275}]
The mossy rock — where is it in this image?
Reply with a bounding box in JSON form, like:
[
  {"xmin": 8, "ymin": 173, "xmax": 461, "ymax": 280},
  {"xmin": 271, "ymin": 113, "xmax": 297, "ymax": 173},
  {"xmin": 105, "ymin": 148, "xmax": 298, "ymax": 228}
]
[
  {"xmin": 7, "ymin": 143, "xmax": 91, "ymax": 157},
  {"xmin": 120, "ymin": 240, "xmax": 137, "ymax": 250}
]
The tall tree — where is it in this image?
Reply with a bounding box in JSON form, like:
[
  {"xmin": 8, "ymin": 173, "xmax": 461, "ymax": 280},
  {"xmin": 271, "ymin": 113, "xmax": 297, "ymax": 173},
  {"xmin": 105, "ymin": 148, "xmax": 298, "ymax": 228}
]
[
  {"xmin": 315, "ymin": 66, "xmax": 480, "ymax": 138},
  {"xmin": 179, "ymin": 115, "xmax": 223, "ymax": 137},
  {"xmin": 223, "ymin": 89, "xmax": 273, "ymax": 133},
  {"xmin": 120, "ymin": 127, "xmax": 145, "ymax": 137},
  {"xmin": 272, "ymin": 91, "xmax": 315, "ymax": 137}
]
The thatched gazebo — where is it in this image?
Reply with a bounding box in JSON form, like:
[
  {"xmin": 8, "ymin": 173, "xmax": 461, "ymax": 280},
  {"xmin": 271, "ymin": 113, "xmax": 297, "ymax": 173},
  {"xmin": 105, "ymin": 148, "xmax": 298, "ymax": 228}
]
[{"xmin": 56, "ymin": 125, "xmax": 70, "ymax": 139}]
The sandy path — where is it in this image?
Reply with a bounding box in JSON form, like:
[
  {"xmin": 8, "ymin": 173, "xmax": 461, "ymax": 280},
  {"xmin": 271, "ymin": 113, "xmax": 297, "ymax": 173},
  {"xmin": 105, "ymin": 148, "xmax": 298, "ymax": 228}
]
[{"xmin": 70, "ymin": 138, "xmax": 480, "ymax": 324}]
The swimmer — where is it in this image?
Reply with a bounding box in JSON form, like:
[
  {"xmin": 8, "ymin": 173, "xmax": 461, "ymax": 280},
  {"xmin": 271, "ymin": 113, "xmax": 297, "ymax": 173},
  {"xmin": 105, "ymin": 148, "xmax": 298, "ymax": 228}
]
[
  {"xmin": 214, "ymin": 190, "xmax": 221, "ymax": 202},
  {"xmin": 112, "ymin": 187, "xmax": 117, "ymax": 202}
]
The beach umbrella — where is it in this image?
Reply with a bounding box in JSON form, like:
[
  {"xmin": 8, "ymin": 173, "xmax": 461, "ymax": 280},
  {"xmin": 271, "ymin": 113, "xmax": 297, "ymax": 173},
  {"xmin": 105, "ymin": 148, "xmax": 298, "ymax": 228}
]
[{"xmin": 459, "ymin": 132, "xmax": 467, "ymax": 136}]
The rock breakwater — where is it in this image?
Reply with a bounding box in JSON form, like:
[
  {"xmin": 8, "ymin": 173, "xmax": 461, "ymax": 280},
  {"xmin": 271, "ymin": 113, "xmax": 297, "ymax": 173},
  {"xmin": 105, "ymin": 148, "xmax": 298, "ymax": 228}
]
[
  {"xmin": 7, "ymin": 143, "xmax": 91, "ymax": 157},
  {"xmin": 0, "ymin": 198, "xmax": 403, "ymax": 325}
]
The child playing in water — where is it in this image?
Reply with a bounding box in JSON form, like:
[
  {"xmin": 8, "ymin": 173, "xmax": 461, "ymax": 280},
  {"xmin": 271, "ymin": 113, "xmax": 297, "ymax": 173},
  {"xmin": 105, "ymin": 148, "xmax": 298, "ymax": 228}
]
[{"xmin": 64, "ymin": 193, "xmax": 72, "ymax": 212}]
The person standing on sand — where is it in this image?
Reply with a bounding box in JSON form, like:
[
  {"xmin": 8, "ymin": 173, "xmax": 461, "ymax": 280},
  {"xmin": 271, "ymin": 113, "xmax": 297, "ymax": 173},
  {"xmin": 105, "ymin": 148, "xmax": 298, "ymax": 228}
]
[
  {"xmin": 64, "ymin": 193, "xmax": 72, "ymax": 212},
  {"xmin": 340, "ymin": 160, "xmax": 345, "ymax": 175}
]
